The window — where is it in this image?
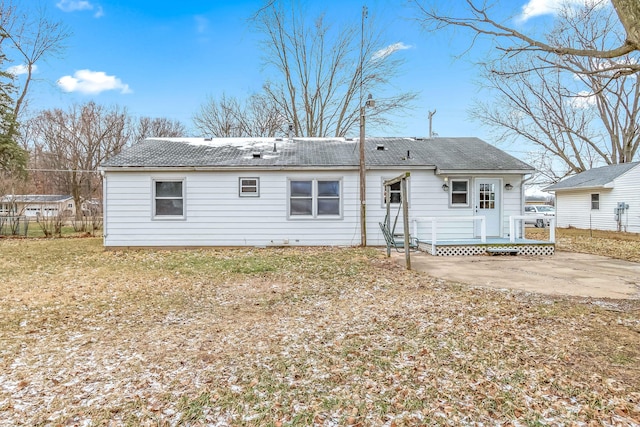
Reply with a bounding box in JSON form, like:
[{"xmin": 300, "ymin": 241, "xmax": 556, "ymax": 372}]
[
  {"xmin": 317, "ymin": 181, "xmax": 340, "ymax": 215},
  {"xmin": 591, "ymin": 193, "xmax": 600, "ymax": 210},
  {"xmin": 478, "ymin": 183, "xmax": 495, "ymax": 209},
  {"xmin": 154, "ymin": 180, "xmax": 184, "ymax": 218},
  {"xmin": 388, "ymin": 181, "xmax": 402, "ymax": 204},
  {"xmin": 289, "ymin": 179, "xmax": 341, "ymax": 218},
  {"xmin": 239, "ymin": 177, "xmax": 260, "ymax": 197},
  {"xmin": 382, "ymin": 179, "xmax": 409, "ymax": 207},
  {"xmin": 450, "ymin": 179, "xmax": 469, "ymax": 207}
]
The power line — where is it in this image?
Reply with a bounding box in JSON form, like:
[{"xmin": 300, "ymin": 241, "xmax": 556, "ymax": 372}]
[{"xmin": 25, "ymin": 168, "xmax": 99, "ymax": 173}]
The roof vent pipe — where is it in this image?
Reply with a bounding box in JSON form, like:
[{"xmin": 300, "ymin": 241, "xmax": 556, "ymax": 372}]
[{"xmin": 273, "ymin": 143, "xmax": 277, "ymax": 152}]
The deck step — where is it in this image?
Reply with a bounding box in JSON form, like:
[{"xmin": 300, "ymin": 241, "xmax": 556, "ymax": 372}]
[{"xmin": 486, "ymin": 248, "xmax": 519, "ymax": 256}]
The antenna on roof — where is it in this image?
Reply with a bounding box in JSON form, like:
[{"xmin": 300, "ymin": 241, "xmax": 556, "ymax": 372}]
[{"xmin": 428, "ymin": 110, "xmax": 436, "ymax": 139}]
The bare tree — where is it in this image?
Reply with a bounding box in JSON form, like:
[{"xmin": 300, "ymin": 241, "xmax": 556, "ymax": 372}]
[
  {"xmin": 132, "ymin": 116, "xmax": 187, "ymax": 145},
  {"xmin": 0, "ymin": 1, "xmax": 70, "ymax": 120},
  {"xmin": 28, "ymin": 102, "xmax": 130, "ymax": 218},
  {"xmin": 471, "ymin": 4, "xmax": 640, "ymax": 183},
  {"xmin": 252, "ymin": 1, "xmax": 416, "ymax": 137},
  {"xmin": 193, "ymin": 92, "xmax": 286, "ymax": 137},
  {"xmin": 411, "ymin": 0, "xmax": 640, "ymax": 76}
]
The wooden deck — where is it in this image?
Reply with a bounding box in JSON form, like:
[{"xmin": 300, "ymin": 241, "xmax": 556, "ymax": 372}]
[{"xmin": 417, "ymin": 237, "xmax": 555, "ymax": 256}]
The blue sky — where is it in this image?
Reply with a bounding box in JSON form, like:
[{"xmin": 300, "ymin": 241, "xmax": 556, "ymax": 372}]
[{"xmin": 8, "ymin": 0, "xmax": 568, "ymax": 157}]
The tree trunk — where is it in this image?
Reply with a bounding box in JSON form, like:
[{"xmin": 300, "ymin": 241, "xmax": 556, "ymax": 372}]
[{"xmin": 612, "ymin": 0, "xmax": 640, "ymax": 51}]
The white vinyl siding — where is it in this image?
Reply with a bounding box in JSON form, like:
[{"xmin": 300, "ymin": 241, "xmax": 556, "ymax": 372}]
[
  {"xmin": 368, "ymin": 172, "xmax": 525, "ymax": 245},
  {"xmin": 554, "ymin": 164, "xmax": 640, "ymax": 233},
  {"xmin": 104, "ymin": 171, "xmax": 358, "ymax": 247},
  {"xmin": 103, "ymin": 169, "xmax": 528, "ymax": 247}
]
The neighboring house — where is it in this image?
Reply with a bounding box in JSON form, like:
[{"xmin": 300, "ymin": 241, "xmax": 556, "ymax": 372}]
[
  {"xmin": 0, "ymin": 195, "xmax": 76, "ymax": 218},
  {"xmin": 545, "ymin": 162, "xmax": 640, "ymax": 233},
  {"xmin": 99, "ymin": 137, "xmax": 535, "ymax": 248}
]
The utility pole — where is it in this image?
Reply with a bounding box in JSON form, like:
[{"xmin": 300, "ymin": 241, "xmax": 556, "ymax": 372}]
[
  {"xmin": 359, "ymin": 104, "xmax": 367, "ymax": 246},
  {"xmin": 359, "ymin": 5, "xmax": 368, "ymax": 246},
  {"xmin": 428, "ymin": 109, "xmax": 436, "ymax": 139}
]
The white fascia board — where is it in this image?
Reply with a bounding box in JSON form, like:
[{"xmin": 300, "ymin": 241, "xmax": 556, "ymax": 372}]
[
  {"xmin": 99, "ymin": 165, "xmax": 360, "ymax": 173},
  {"xmin": 436, "ymin": 169, "xmax": 535, "ymax": 175},
  {"xmin": 552, "ymin": 184, "xmax": 611, "ymax": 192}
]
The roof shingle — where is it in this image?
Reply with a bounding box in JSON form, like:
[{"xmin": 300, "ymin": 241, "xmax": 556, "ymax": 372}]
[
  {"xmin": 545, "ymin": 162, "xmax": 640, "ymax": 191},
  {"xmin": 101, "ymin": 137, "xmax": 534, "ymax": 172}
]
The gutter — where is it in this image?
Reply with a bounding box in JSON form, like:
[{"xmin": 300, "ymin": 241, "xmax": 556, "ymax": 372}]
[{"xmin": 98, "ymin": 165, "xmax": 439, "ymax": 173}]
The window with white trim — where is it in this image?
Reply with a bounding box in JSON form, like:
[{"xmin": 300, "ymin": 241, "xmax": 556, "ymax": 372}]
[
  {"xmin": 450, "ymin": 179, "xmax": 469, "ymax": 207},
  {"xmin": 154, "ymin": 180, "xmax": 184, "ymax": 218},
  {"xmin": 591, "ymin": 193, "xmax": 600, "ymax": 210},
  {"xmin": 239, "ymin": 177, "xmax": 260, "ymax": 197},
  {"xmin": 289, "ymin": 179, "xmax": 341, "ymax": 218},
  {"xmin": 381, "ymin": 178, "xmax": 409, "ymax": 207}
]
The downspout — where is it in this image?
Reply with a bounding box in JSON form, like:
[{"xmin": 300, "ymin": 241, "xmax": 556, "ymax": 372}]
[{"xmin": 102, "ymin": 170, "xmax": 107, "ymax": 245}]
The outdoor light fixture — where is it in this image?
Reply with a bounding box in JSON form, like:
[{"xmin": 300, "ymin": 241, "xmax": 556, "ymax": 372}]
[
  {"xmin": 505, "ymin": 183, "xmax": 513, "ymax": 190},
  {"xmin": 365, "ymin": 93, "xmax": 375, "ymax": 108}
]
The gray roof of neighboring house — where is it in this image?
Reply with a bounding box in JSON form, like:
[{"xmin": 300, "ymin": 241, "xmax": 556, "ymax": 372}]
[
  {"xmin": 545, "ymin": 162, "xmax": 640, "ymax": 191},
  {"xmin": 0, "ymin": 195, "xmax": 73, "ymax": 203},
  {"xmin": 101, "ymin": 137, "xmax": 534, "ymax": 173}
]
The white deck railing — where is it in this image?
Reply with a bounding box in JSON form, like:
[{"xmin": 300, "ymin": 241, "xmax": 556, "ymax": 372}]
[
  {"xmin": 412, "ymin": 216, "xmax": 486, "ymax": 255},
  {"xmin": 509, "ymin": 215, "xmax": 555, "ymax": 243}
]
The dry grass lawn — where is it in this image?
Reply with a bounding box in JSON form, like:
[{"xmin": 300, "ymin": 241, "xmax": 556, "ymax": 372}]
[
  {"xmin": 0, "ymin": 236, "xmax": 639, "ymax": 426},
  {"xmin": 527, "ymin": 227, "xmax": 640, "ymax": 262}
]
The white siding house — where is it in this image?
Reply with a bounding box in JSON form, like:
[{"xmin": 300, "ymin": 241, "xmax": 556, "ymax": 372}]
[
  {"xmin": 0, "ymin": 195, "xmax": 76, "ymax": 218},
  {"xmin": 545, "ymin": 162, "xmax": 640, "ymax": 233},
  {"xmin": 100, "ymin": 137, "xmax": 535, "ymax": 248}
]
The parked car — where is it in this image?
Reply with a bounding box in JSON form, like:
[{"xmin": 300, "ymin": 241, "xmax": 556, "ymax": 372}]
[{"xmin": 525, "ymin": 205, "xmax": 555, "ymax": 228}]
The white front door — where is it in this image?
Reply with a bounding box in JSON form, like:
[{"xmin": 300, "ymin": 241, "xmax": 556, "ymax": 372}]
[{"xmin": 475, "ymin": 179, "xmax": 501, "ymax": 237}]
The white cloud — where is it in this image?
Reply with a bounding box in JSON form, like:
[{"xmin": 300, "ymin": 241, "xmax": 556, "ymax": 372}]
[
  {"xmin": 56, "ymin": 0, "xmax": 103, "ymax": 17},
  {"xmin": 569, "ymin": 90, "xmax": 597, "ymax": 109},
  {"xmin": 517, "ymin": 0, "xmax": 608, "ymax": 22},
  {"xmin": 372, "ymin": 42, "xmax": 412, "ymax": 61},
  {"xmin": 56, "ymin": 0, "xmax": 93, "ymax": 12},
  {"xmin": 194, "ymin": 15, "xmax": 209, "ymax": 34},
  {"xmin": 7, "ymin": 64, "xmax": 37, "ymax": 76},
  {"xmin": 57, "ymin": 70, "xmax": 132, "ymax": 95}
]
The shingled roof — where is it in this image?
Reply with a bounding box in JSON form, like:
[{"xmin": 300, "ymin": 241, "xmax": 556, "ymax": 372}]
[
  {"xmin": 0, "ymin": 194, "xmax": 73, "ymax": 203},
  {"xmin": 101, "ymin": 137, "xmax": 534, "ymax": 173},
  {"xmin": 545, "ymin": 162, "xmax": 640, "ymax": 191}
]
